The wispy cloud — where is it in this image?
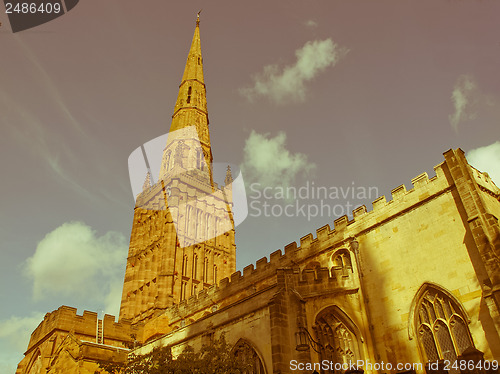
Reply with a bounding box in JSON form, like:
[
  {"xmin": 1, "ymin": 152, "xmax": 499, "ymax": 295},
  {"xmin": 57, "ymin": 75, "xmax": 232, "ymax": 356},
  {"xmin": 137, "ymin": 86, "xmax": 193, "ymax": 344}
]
[
  {"xmin": 240, "ymin": 39, "xmax": 348, "ymax": 105},
  {"xmin": 241, "ymin": 130, "xmax": 316, "ymax": 190},
  {"xmin": 304, "ymin": 19, "xmax": 318, "ymax": 28},
  {"xmin": 449, "ymin": 74, "xmax": 479, "ymax": 131},
  {"xmin": 1, "ymin": 90, "xmax": 94, "ymax": 200},
  {"xmin": 467, "ymin": 141, "xmax": 500, "ymax": 186},
  {"xmin": 0, "ymin": 313, "xmax": 44, "ymax": 373},
  {"xmin": 448, "ymin": 74, "xmax": 499, "ymax": 131},
  {"xmin": 14, "ymin": 35, "xmax": 87, "ymax": 137},
  {"xmin": 24, "ymin": 221, "xmax": 128, "ymax": 316}
]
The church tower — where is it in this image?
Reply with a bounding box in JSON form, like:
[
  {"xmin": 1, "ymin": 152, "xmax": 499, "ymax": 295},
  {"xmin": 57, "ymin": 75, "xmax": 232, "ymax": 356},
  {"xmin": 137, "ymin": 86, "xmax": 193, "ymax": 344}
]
[{"xmin": 119, "ymin": 15, "xmax": 236, "ymax": 323}]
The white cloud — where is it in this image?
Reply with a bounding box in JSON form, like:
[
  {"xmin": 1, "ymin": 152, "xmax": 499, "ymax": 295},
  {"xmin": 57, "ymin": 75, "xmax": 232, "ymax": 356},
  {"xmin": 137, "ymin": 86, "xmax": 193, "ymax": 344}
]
[
  {"xmin": 304, "ymin": 20, "xmax": 318, "ymax": 28},
  {"xmin": 24, "ymin": 221, "xmax": 128, "ymax": 316},
  {"xmin": 449, "ymin": 74, "xmax": 478, "ymax": 131},
  {"xmin": 241, "ymin": 130, "xmax": 316, "ymax": 190},
  {"xmin": 0, "ymin": 313, "xmax": 44, "ymax": 352},
  {"xmin": 0, "ymin": 313, "xmax": 44, "ymax": 374},
  {"xmin": 447, "ymin": 74, "xmax": 499, "ymax": 132},
  {"xmin": 467, "ymin": 141, "xmax": 500, "ymax": 186},
  {"xmin": 241, "ymin": 39, "xmax": 348, "ymax": 104}
]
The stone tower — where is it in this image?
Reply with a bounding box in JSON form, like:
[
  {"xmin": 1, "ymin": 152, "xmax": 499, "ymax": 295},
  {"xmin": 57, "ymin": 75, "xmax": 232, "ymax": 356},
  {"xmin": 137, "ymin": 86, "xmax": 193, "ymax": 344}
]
[{"xmin": 119, "ymin": 15, "xmax": 236, "ymax": 323}]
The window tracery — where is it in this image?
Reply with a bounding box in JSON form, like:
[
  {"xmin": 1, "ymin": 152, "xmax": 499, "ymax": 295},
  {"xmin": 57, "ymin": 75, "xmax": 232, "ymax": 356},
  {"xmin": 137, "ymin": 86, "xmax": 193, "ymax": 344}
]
[
  {"xmin": 233, "ymin": 340, "xmax": 265, "ymax": 374},
  {"xmin": 314, "ymin": 308, "xmax": 359, "ymax": 373},
  {"xmin": 416, "ymin": 287, "xmax": 473, "ymax": 363}
]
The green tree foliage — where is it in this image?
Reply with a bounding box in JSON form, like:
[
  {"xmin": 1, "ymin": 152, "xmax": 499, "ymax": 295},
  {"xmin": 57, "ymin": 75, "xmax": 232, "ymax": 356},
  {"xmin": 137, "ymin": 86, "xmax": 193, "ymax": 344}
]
[{"xmin": 95, "ymin": 334, "xmax": 255, "ymax": 374}]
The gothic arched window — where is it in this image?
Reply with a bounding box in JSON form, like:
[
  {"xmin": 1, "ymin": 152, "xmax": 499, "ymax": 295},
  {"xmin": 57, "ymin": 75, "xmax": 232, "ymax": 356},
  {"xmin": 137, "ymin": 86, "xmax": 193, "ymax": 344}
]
[
  {"xmin": 314, "ymin": 307, "xmax": 360, "ymax": 373},
  {"xmin": 331, "ymin": 249, "xmax": 352, "ymax": 276},
  {"xmin": 415, "ymin": 287, "xmax": 474, "ymax": 363},
  {"xmin": 233, "ymin": 340, "xmax": 265, "ymax": 374}
]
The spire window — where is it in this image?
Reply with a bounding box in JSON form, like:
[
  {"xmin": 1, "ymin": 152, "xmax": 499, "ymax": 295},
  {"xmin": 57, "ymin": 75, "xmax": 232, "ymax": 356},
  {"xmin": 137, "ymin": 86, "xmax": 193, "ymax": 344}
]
[{"xmin": 187, "ymin": 86, "xmax": 192, "ymax": 104}]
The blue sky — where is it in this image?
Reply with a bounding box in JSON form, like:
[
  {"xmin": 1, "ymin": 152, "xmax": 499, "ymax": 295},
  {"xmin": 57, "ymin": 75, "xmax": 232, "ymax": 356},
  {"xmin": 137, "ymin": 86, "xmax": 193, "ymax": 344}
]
[{"xmin": 1, "ymin": 1, "xmax": 500, "ymax": 372}]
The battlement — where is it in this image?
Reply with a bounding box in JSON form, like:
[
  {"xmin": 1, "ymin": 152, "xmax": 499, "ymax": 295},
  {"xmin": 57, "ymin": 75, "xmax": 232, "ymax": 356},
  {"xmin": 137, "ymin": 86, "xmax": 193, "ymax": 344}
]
[
  {"xmin": 470, "ymin": 165, "xmax": 500, "ymax": 195},
  {"xmin": 144, "ymin": 149, "xmax": 491, "ymax": 341},
  {"xmin": 157, "ymin": 157, "xmax": 460, "ymax": 324},
  {"xmin": 352, "ymin": 162, "xmax": 447, "ymax": 221},
  {"xmin": 164, "ymin": 260, "xmax": 355, "ymax": 327},
  {"xmin": 26, "ymin": 306, "xmax": 140, "ymax": 354}
]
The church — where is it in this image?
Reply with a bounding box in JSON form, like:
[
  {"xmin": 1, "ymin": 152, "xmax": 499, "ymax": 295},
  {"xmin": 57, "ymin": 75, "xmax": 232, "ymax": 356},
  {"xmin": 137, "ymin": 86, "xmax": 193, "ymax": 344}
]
[{"xmin": 16, "ymin": 15, "xmax": 500, "ymax": 374}]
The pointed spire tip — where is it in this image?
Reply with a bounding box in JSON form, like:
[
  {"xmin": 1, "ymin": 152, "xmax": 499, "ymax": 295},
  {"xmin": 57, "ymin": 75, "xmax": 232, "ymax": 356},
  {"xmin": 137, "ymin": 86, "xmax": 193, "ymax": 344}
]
[{"xmin": 196, "ymin": 10, "xmax": 202, "ymax": 27}]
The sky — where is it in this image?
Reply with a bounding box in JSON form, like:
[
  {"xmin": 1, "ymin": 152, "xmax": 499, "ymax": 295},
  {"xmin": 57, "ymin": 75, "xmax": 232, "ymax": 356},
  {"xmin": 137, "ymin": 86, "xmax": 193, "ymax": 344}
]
[{"xmin": 1, "ymin": 1, "xmax": 500, "ymax": 372}]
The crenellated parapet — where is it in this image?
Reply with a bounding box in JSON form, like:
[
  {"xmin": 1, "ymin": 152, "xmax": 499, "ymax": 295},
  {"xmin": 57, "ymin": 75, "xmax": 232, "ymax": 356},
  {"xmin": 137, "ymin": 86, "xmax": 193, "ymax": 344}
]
[
  {"xmin": 470, "ymin": 165, "xmax": 500, "ymax": 197},
  {"xmin": 165, "ymin": 162, "xmax": 450, "ymax": 301},
  {"xmin": 141, "ymin": 149, "xmax": 496, "ymax": 349},
  {"xmin": 26, "ymin": 306, "xmax": 141, "ymax": 355},
  {"xmin": 157, "ymin": 244, "xmax": 359, "ymax": 329},
  {"xmin": 349, "ymin": 162, "xmax": 448, "ymax": 226}
]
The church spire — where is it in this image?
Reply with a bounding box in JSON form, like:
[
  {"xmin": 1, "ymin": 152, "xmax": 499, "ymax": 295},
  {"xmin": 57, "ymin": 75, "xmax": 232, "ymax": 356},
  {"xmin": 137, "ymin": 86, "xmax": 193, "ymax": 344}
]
[
  {"xmin": 159, "ymin": 13, "xmax": 213, "ymax": 184},
  {"xmin": 171, "ymin": 12, "xmax": 207, "ymax": 121},
  {"xmin": 178, "ymin": 12, "xmax": 204, "ymax": 97}
]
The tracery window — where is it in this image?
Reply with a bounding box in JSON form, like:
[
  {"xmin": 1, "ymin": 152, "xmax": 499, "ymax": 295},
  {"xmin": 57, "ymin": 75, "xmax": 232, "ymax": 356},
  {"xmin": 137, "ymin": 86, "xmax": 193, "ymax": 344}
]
[
  {"xmin": 233, "ymin": 340, "xmax": 265, "ymax": 374},
  {"xmin": 314, "ymin": 308, "xmax": 360, "ymax": 373},
  {"xmin": 416, "ymin": 287, "xmax": 473, "ymax": 363}
]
